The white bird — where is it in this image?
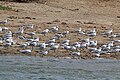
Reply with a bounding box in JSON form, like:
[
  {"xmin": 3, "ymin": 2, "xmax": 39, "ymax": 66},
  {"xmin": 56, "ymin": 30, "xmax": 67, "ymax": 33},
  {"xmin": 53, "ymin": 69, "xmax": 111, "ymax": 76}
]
[
  {"xmin": 18, "ymin": 36, "xmax": 27, "ymax": 40},
  {"xmin": 70, "ymin": 52, "xmax": 81, "ymax": 56},
  {"xmin": 62, "ymin": 31, "xmax": 69, "ymax": 37},
  {"xmin": 108, "ymin": 41, "xmax": 114, "ymax": 47},
  {"xmin": 47, "ymin": 42, "xmax": 55, "ymax": 47},
  {"xmin": 54, "ymin": 33, "xmax": 63, "ymax": 39},
  {"xmin": 75, "ymin": 28, "xmax": 86, "ymax": 35},
  {"xmin": 62, "ymin": 45, "xmax": 71, "ymax": 50},
  {"xmin": 3, "ymin": 31, "xmax": 12, "ymax": 38},
  {"xmin": 47, "ymin": 38, "xmax": 56, "ymax": 43},
  {"xmin": 34, "ymin": 37, "xmax": 39, "ymax": 42},
  {"xmin": 2, "ymin": 27, "xmax": 9, "ymax": 32},
  {"xmin": 80, "ymin": 42, "xmax": 89, "ymax": 49},
  {"xmin": 38, "ymin": 43, "xmax": 47, "ymax": 51},
  {"xmin": 3, "ymin": 42, "xmax": 12, "ymax": 48},
  {"xmin": 72, "ymin": 42, "xmax": 81, "ymax": 48},
  {"xmin": 114, "ymin": 40, "xmax": 120, "ymax": 43},
  {"xmin": 94, "ymin": 53, "xmax": 100, "ymax": 57},
  {"xmin": 30, "ymin": 41, "xmax": 37, "ymax": 47},
  {"xmin": 86, "ymin": 28, "xmax": 96, "ymax": 37},
  {"xmin": 27, "ymin": 24, "xmax": 34, "ymax": 29},
  {"xmin": 5, "ymin": 38, "xmax": 13, "ymax": 43},
  {"xmin": 89, "ymin": 47, "xmax": 97, "ymax": 52},
  {"xmin": 0, "ymin": 38, "xmax": 3, "ymax": 44},
  {"xmin": 87, "ymin": 32, "xmax": 96, "ymax": 37},
  {"xmin": 89, "ymin": 40, "xmax": 97, "ymax": 47},
  {"xmin": 91, "ymin": 47, "xmax": 102, "ymax": 53},
  {"xmin": 19, "ymin": 42, "xmax": 30, "ymax": 48},
  {"xmin": 0, "ymin": 19, "xmax": 8, "ymax": 25},
  {"xmin": 75, "ymin": 28, "xmax": 81, "ymax": 34},
  {"xmin": 19, "ymin": 49, "xmax": 32, "ymax": 53},
  {"xmin": 14, "ymin": 26, "xmax": 24, "ymax": 35},
  {"xmin": 39, "ymin": 51, "xmax": 48, "ymax": 55},
  {"xmin": 50, "ymin": 26, "xmax": 59, "ymax": 33},
  {"xmin": 108, "ymin": 34, "xmax": 117, "ymax": 38},
  {"xmin": 62, "ymin": 40, "xmax": 70, "ymax": 44},
  {"xmin": 70, "ymin": 46, "xmax": 77, "ymax": 51},
  {"xmin": 101, "ymin": 29, "xmax": 113, "ymax": 36},
  {"xmin": 80, "ymin": 38, "xmax": 90, "ymax": 42},
  {"xmin": 0, "ymin": 27, "xmax": 2, "ymax": 32},
  {"xmin": 25, "ymin": 32, "xmax": 35, "ymax": 37},
  {"xmin": 109, "ymin": 49, "xmax": 120, "ymax": 53},
  {"xmin": 61, "ymin": 40, "xmax": 70, "ymax": 46},
  {"xmin": 101, "ymin": 44, "xmax": 111, "ymax": 51},
  {"xmin": 41, "ymin": 29, "xmax": 49, "ymax": 36},
  {"xmin": 61, "ymin": 42, "xmax": 69, "ymax": 46},
  {"xmin": 75, "ymin": 28, "xmax": 81, "ymax": 33},
  {"xmin": 49, "ymin": 44, "xmax": 60, "ymax": 52}
]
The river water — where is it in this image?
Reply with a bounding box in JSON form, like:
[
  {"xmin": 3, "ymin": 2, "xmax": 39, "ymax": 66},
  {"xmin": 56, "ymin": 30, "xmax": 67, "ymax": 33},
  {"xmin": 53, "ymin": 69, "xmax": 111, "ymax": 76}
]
[{"xmin": 0, "ymin": 56, "xmax": 120, "ymax": 80}]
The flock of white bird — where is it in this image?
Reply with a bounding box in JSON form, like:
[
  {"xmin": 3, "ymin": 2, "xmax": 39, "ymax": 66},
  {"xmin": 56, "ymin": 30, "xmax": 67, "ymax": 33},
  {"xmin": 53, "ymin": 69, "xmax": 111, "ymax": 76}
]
[{"xmin": 0, "ymin": 19, "xmax": 120, "ymax": 57}]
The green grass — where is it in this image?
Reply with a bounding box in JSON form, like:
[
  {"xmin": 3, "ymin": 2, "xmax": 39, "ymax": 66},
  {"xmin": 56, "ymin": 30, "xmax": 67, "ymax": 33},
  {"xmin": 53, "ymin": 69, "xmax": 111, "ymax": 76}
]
[{"xmin": 0, "ymin": 5, "xmax": 11, "ymax": 10}]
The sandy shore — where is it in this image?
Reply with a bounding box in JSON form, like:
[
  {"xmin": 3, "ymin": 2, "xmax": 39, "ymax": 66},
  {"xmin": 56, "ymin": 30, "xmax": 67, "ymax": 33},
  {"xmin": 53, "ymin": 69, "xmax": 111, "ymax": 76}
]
[{"xmin": 0, "ymin": 0, "xmax": 120, "ymax": 59}]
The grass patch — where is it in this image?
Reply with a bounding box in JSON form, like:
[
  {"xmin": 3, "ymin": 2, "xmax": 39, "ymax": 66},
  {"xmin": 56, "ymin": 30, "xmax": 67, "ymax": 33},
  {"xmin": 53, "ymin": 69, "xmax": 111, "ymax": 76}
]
[{"xmin": 0, "ymin": 5, "xmax": 11, "ymax": 10}]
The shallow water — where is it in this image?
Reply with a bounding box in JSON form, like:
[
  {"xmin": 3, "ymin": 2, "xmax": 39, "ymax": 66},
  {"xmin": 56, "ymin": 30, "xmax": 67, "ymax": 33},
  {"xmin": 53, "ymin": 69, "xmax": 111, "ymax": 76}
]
[{"xmin": 0, "ymin": 56, "xmax": 120, "ymax": 80}]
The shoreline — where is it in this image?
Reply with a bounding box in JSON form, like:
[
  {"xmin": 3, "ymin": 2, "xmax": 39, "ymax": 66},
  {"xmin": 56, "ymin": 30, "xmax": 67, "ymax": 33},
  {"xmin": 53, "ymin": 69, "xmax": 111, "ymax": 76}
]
[{"xmin": 0, "ymin": 48, "xmax": 119, "ymax": 60}]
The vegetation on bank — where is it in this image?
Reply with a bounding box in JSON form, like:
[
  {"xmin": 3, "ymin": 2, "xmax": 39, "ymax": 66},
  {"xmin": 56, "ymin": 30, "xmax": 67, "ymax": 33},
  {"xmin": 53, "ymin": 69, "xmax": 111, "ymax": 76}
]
[
  {"xmin": 0, "ymin": 5, "xmax": 11, "ymax": 10},
  {"xmin": 0, "ymin": 0, "xmax": 48, "ymax": 3}
]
